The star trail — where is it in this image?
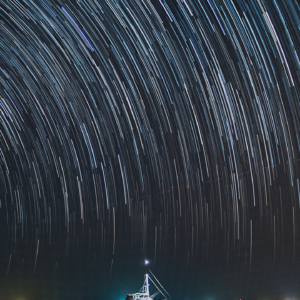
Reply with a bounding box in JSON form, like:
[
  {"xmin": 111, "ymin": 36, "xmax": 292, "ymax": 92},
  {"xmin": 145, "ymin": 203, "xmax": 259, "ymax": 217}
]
[{"xmin": 1, "ymin": 0, "xmax": 300, "ymax": 299}]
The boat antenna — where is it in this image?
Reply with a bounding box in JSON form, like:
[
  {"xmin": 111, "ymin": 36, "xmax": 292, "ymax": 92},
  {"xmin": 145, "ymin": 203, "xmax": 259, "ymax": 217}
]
[{"xmin": 145, "ymin": 259, "xmax": 149, "ymax": 274}]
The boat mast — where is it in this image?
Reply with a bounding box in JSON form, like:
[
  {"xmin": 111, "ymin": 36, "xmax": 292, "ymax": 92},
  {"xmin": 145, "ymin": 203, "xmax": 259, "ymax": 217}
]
[
  {"xmin": 144, "ymin": 260, "xmax": 149, "ymax": 297},
  {"xmin": 126, "ymin": 260, "xmax": 170, "ymax": 300}
]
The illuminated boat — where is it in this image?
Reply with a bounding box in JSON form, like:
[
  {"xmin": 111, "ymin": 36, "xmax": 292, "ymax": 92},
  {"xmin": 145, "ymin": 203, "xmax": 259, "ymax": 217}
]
[{"xmin": 125, "ymin": 261, "xmax": 171, "ymax": 300}]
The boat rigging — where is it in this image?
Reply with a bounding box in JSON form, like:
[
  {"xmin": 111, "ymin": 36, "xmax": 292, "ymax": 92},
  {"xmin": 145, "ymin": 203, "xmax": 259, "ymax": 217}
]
[{"xmin": 125, "ymin": 261, "xmax": 171, "ymax": 300}]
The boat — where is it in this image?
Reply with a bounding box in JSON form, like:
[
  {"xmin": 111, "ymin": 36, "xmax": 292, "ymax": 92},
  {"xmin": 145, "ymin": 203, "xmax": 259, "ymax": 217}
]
[{"xmin": 125, "ymin": 261, "xmax": 171, "ymax": 300}]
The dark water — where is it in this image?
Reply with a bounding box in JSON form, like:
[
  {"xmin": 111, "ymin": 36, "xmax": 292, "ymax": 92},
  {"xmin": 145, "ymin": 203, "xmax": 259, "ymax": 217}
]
[
  {"xmin": 1, "ymin": 227, "xmax": 300, "ymax": 300},
  {"xmin": 1, "ymin": 261, "xmax": 300, "ymax": 300}
]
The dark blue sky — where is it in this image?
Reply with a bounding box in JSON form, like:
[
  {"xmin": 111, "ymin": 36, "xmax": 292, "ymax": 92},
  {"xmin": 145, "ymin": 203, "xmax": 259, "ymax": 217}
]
[{"xmin": 0, "ymin": 0, "xmax": 300, "ymax": 299}]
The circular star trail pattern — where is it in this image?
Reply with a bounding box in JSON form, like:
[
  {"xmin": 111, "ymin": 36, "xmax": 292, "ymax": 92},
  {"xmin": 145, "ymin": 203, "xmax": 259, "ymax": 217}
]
[{"xmin": 1, "ymin": 0, "xmax": 300, "ymax": 273}]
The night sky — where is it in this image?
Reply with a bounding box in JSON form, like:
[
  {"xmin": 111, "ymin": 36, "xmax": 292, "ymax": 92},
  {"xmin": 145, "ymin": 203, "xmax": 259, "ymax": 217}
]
[{"xmin": 1, "ymin": 0, "xmax": 300, "ymax": 299}]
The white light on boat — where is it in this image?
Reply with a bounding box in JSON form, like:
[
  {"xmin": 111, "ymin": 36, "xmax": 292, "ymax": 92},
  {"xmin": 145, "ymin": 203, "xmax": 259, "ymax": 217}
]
[{"xmin": 145, "ymin": 260, "xmax": 149, "ymax": 265}]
